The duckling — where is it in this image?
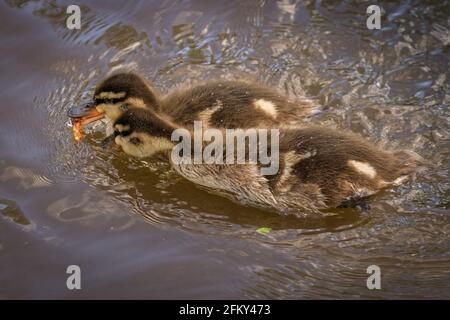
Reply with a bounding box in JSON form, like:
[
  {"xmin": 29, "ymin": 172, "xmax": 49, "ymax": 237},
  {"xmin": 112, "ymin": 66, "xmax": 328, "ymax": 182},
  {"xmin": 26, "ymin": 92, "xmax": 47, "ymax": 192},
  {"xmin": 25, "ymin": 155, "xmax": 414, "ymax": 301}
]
[
  {"xmin": 111, "ymin": 107, "xmax": 421, "ymax": 216},
  {"xmin": 68, "ymin": 72, "xmax": 318, "ymax": 133}
]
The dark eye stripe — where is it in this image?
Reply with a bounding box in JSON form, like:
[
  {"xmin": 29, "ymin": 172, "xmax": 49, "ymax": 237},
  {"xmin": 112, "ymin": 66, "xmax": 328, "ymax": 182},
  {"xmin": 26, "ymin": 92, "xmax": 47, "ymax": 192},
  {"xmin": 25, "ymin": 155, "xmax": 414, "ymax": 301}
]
[
  {"xmin": 95, "ymin": 97, "xmax": 124, "ymax": 105},
  {"xmin": 114, "ymin": 129, "xmax": 131, "ymax": 137}
]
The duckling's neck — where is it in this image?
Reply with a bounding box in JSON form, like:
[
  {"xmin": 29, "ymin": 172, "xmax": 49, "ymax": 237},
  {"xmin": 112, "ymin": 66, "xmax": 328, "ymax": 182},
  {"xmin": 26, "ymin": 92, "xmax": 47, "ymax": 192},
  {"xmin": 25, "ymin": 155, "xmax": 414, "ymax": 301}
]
[{"xmin": 149, "ymin": 109, "xmax": 181, "ymax": 138}]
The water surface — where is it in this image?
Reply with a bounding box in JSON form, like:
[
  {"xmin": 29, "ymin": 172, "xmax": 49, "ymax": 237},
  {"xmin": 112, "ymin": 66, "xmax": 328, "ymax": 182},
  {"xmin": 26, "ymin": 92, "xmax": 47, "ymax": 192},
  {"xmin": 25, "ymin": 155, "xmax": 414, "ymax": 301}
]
[{"xmin": 0, "ymin": 0, "xmax": 449, "ymax": 299}]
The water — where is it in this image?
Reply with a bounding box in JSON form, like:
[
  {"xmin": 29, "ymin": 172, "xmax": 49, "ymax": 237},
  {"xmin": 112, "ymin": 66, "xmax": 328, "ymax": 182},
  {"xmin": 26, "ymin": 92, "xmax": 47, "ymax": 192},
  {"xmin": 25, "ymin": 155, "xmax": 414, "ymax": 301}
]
[{"xmin": 0, "ymin": 0, "xmax": 449, "ymax": 299}]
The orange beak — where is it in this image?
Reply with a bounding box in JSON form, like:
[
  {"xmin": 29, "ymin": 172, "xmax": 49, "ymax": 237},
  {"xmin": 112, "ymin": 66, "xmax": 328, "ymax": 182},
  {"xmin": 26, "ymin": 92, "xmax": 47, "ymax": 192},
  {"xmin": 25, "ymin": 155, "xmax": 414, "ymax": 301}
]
[
  {"xmin": 68, "ymin": 103, "xmax": 105, "ymax": 141},
  {"xmin": 68, "ymin": 102, "xmax": 104, "ymax": 125}
]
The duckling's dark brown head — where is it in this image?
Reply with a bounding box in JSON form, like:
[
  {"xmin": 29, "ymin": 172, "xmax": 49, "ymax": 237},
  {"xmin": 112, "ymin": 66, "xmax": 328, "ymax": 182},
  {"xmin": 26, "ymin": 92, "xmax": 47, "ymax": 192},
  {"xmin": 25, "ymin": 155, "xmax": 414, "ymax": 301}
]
[
  {"xmin": 112, "ymin": 108, "xmax": 175, "ymax": 158},
  {"xmin": 67, "ymin": 73, "xmax": 160, "ymax": 127},
  {"xmin": 94, "ymin": 73, "xmax": 161, "ymax": 121}
]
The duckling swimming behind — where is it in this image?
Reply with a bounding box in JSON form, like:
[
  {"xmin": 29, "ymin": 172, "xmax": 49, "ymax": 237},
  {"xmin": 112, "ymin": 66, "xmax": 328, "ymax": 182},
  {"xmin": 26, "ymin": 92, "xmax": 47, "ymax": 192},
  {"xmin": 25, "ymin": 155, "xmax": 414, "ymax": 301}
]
[
  {"xmin": 68, "ymin": 72, "xmax": 318, "ymax": 135},
  {"xmin": 111, "ymin": 107, "xmax": 421, "ymax": 216}
]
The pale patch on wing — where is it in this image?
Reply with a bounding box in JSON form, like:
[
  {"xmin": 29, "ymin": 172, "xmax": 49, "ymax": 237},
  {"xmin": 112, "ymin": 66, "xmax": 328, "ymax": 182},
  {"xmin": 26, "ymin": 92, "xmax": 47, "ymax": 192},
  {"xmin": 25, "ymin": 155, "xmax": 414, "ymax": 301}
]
[
  {"xmin": 285, "ymin": 150, "xmax": 312, "ymax": 165},
  {"xmin": 95, "ymin": 91, "xmax": 126, "ymax": 99},
  {"xmin": 253, "ymin": 99, "xmax": 277, "ymax": 119},
  {"xmin": 198, "ymin": 102, "xmax": 222, "ymax": 128},
  {"xmin": 277, "ymin": 151, "xmax": 313, "ymax": 191},
  {"xmin": 348, "ymin": 160, "xmax": 377, "ymax": 179}
]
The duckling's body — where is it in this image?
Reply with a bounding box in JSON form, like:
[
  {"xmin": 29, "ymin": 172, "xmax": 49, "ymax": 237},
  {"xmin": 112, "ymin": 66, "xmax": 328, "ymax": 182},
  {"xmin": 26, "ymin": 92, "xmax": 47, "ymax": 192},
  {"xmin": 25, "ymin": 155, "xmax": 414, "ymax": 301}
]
[
  {"xmin": 91, "ymin": 73, "xmax": 317, "ymax": 129},
  {"xmin": 112, "ymin": 108, "xmax": 420, "ymax": 216},
  {"xmin": 161, "ymin": 81, "xmax": 317, "ymax": 129},
  {"xmin": 170, "ymin": 127, "xmax": 419, "ymax": 214}
]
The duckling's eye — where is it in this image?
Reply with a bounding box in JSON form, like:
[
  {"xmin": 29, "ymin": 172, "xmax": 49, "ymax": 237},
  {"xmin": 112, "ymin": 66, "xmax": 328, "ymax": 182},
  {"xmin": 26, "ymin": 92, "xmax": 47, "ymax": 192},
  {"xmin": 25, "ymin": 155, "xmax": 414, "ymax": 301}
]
[
  {"xmin": 114, "ymin": 129, "xmax": 131, "ymax": 137},
  {"xmin": 129, "ymin": 137, "xmax": 142, "ymax": 145}
]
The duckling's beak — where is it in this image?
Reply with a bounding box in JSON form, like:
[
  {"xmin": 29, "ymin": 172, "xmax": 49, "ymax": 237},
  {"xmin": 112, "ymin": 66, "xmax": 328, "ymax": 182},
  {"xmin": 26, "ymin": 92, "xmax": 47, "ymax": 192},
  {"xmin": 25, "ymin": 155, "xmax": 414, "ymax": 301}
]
[{"xmin": 67, "ymin": 102, "xmax": 104, "ymax": 126}]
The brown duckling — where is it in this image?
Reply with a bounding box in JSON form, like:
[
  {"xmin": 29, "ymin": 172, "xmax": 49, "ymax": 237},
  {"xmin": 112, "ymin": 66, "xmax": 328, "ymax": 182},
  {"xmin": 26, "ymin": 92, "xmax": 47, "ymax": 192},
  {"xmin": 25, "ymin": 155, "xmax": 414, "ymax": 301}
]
[
  {"xmin": 110, "ymin": 107, "xmax": 421, "ymax": 216},
  {"xmin": 68, "ymin": 72, "xmax": 318, "ymax": 134}
]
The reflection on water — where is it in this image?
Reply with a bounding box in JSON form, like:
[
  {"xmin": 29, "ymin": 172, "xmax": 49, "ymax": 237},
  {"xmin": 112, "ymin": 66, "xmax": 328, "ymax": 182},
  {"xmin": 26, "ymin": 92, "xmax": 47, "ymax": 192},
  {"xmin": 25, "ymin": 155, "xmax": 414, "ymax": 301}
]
[
  {"xmin": 0, "ymin": 0, "xmax": 449, "ymax": 299},
  {"xmin": 0, "ymin": 197, "xmax": 30, "ymax": 226}
]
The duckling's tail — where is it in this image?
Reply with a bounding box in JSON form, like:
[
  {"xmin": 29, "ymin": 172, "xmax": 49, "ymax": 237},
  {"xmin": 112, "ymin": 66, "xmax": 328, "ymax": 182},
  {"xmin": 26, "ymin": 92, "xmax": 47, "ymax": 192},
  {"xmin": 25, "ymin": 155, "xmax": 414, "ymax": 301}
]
[{"xmin": 390, "ymin": 150, "xmax": 425, "ymax": 185}]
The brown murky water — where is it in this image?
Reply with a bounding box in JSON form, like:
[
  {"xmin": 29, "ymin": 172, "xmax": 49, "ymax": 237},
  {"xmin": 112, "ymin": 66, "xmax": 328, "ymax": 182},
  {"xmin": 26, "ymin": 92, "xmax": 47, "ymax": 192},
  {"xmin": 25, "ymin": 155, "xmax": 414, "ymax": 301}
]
[{"xmin": 0, "ymin": 0, "xmax": 449, "ymax": 299}]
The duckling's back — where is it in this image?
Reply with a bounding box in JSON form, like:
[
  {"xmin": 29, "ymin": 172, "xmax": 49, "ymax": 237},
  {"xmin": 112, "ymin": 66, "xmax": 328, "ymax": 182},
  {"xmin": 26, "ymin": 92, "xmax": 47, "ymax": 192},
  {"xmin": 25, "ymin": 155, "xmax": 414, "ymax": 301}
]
[{"xmin": 161, "ymin": 81, "xmax": 319, "ymax": 129}]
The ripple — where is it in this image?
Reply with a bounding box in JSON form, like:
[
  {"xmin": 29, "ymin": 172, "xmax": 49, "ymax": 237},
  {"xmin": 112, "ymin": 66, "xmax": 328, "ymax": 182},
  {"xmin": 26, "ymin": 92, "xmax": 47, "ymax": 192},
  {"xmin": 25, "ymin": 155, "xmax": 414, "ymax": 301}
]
[
  {"xmin": 2, "ymin": 0, "xmax": 449, "ymax": 299},
  {"xmin": 0, "ymin": 198, "xmax": 31, "ymax": 226}
]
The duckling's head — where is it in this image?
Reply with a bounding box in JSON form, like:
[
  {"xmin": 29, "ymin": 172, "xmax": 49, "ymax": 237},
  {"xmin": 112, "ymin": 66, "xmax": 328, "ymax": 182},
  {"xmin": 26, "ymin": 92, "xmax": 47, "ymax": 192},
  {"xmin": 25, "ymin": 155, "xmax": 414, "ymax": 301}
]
[
  {"xmin": 112, "ymin": 108, "xmax": 175, "ymax": 158},
  {"xmin": 68, "ymin": 73, "xmax": 160, "ymax": 126},
  {"xmin": 94, "ymin": 73, "xmax": 160, "ymax": 121}
]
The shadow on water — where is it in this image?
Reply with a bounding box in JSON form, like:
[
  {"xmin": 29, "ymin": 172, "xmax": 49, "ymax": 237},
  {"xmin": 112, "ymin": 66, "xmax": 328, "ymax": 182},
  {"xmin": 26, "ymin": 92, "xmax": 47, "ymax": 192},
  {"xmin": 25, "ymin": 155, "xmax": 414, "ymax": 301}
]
[
  {"xmin": 85, "ymin": 133, "xmax": 367, "ymax": 235},
  {"xmin": 1, "ymin": 0, "xmax": 449, "ymax": 298}
]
